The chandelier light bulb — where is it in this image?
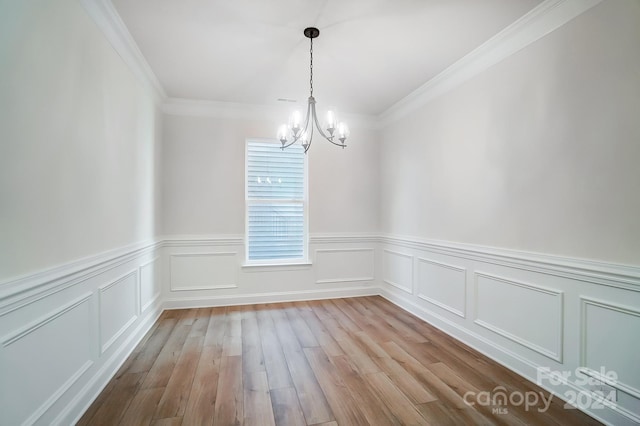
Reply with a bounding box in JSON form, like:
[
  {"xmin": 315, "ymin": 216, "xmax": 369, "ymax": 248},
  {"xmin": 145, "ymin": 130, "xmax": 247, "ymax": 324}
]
[
  {"xmin": 277, "ymin": 124, "xmax": 288, "ymax": 143},
  {"xmin": 326, "ymin": 109, "xmax": 337, "ymax": 135},
  {"xmin": 337, "ymin": 122, "xmax": 350, "ymax": 143},
  {"xmin": 289, "ymin": 110, "xmax": 302, "ymax": 134},
  {"xmin": 277, "ymin": 27, "xmax": 348, "ymax": 153}
]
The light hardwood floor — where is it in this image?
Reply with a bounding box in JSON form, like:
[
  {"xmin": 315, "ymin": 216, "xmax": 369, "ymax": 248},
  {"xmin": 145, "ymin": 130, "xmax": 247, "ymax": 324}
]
[{"xmin": 79, "ymin": 296, "xmax": 601, "ymax": 425}]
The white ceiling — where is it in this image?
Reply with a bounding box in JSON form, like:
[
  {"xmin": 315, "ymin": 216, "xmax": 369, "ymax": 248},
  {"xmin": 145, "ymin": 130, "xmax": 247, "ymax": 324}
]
[{"xmin": 113, "ymin": 0, "xmax": 542, "ymax": 116}]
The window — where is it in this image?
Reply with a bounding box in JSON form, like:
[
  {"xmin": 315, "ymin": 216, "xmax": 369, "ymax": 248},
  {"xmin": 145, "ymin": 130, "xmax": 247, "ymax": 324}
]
[{"xmin": 246, "ymin": 139, "xmax": 308, "ymax": 263}]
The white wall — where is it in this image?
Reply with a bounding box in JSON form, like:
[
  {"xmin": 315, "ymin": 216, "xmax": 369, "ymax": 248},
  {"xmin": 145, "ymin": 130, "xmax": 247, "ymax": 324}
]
[
  {"xmin": 161, "ymin": 112, "xmax": 379, "ymax": 236},
  {"xmin": 378, "ymin": 2, "xmax": 640, "ymax": 424},
  {"xmin": 0, "ymin": 1, "xmax": 163, "ymax": 424},
  {"xmin": 160, "ymin": 111, "xmax": 380, "ymax": 307},
  {"xmin": 380, "ymin": 0, "xmax": 640, "ymax": 265},
  {"xmin": 0, "ymin": 0, "xmax": 163, "ymax": 282}
]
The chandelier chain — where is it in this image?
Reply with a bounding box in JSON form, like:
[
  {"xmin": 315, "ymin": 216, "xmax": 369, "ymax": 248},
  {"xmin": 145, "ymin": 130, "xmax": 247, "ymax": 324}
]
[{"xmin": 309, "ymin": 36, "xmax": 313, "ymax": 96}]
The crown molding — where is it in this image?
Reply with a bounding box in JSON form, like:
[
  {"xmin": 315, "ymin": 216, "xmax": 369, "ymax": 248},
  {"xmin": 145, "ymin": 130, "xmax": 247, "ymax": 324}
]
[
  {"xmin": 80, "ymin": 0, "xmax": 167, "ymax": 103},
  {"xmin": 377, "ymin": 0, "xmax": 603, "ymax": 126},
  {"xmin": 81, "ymin": 0, "xmax": 601, "ymax": 126}
]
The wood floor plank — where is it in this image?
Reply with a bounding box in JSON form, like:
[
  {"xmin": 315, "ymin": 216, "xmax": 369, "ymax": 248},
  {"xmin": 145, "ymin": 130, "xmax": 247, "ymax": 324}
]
[
  {"xmin": 382, "ymin": 341, "xmax": 495, "ymax": 424},
  {"xmin": 321, "ymin": 299, "xmax": 362, "ymax": 333},
  {"xmin": 360, "ymin": 297, "xmax": 429, "ymax": 343},
  {"xmin": 125, "ymin": 318, "xmax": 178, "ymax": 375},
  {"xmin": 296, "ymin": 302, "xmax": 345, "ymax": 357},
  {"xmin": 270, "ymin": 387, "xmax": 306, "ymax": 426},
  {"xmin": 417, "ymin": 400, "xmax": 480, "ymax": 426},
  {"xmin": 353, "ymin": 330, "xmax": 392, "ymax": 359},
  {"xmin": 81, "ymin": 297, "xmax": 602, "ymax": 426},
  {"xmin": 77, "ymin": 372, "xmax": 146, "ymax": 426},
  {"xmin": 151, "ymin": 417, "xmax": 183, "ymax": 426},
  {"xmin": 203, "ymin": 306, "xmax": 227, "ymax": 347},
  {"xmin": 241, "ymin": 306, "xmax": 265, "ymax": 374},
  {"xmin": 375, "ymin": 356, "xmax": 437, "ymax": 404},
  {"xmin": 269, "ymin": 305, "xmax": 334, "ymax": 425},
  {"xmin": 282, "ymin": 302, "xmax": 319, "ymax": 348},
  {"xmin": 363, "ymin": 371, "xmax": 431, "ymax": 426},
  {"xmin": 119, "ymin": 387, "xmax": 165, "ymax": 426},
  {"xmin": 335, "ymin": 333, "xmax": 380, "ymax": 375},
  {"xmin": 188, "ymin": 307, "xmax": 213, "ymax": 338},
  {"xmin": 256, "ymin": 305, "xmax": 294, "ymax": 390},
  {"xmin": 243, "ymin": 371, "xmax": 276, "ymax": 426},
  {"xmin": 307, "ymin": 301, "xmax": 350, "ymax": 342},
  {"xmin": 330, "ymin": 355, "xmax": 402, "ymax": 425},
  {"xmin": 304, "ymin": 347, "xmax": 370, "ymax": 425},
  {"xmin": 142, "ymin": 312, "xmax": 191, "ymax": 389},
  {"xmin": 154, "ymin": 335, "xmax": 204, "ymax": 419},
  {"xmin": 182, "ymin": 344, "xmax": 220, "ymax": 426},
  {"xmin": 214, "ymin": 355, "xmax": 243, "ymax": 425}
]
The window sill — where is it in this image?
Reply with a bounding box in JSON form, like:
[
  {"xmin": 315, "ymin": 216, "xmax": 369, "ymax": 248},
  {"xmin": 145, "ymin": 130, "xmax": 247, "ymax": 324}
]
[{"xmin": 241, "ymin": 261, "xmax": 312, "ymax": 273}]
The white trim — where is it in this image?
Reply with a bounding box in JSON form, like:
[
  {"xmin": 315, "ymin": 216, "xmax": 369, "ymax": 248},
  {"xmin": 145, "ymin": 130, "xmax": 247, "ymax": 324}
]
[
  {"xmin": 24, "ymin": 360, "xmax": 94, "ymax": 426},
  {"xmin": 163, "ymin": 285, "xmax": 378, "ymax": 309},
  {"xmin": 169, "ymin": 252, "xmax": 239, "ymax": 291},
  {"xmin": 80, "ymin": 0, "xmax": 166, "ymax": 102},
  {"xmin": 382, "ymin": 249, "xmax": 414, "ymax": 294},
  {"xmin": 314, "ymin": 248, "xmax": 375, "ymax": 284},
  {"xmin": 380, "ymin": 234, "xmax": 640, "ymax": 292},
  {"xmin": 310, "ymin": 234, "xmax": 379, "ymax": 244},
  {"xmin": 2, "ymin": 293, "xmax": 93, "ymax": 347},
  {"xmin": 0, "ymin": 240, "xmax": 160, "ymax": 313},
  {"xmin": 378, "ymin": 0, "xmax": 603, "ymax": 126},
  {"xmin": 98, "ymin": 270, "xmax": 139, "ymax": 354},
  {"xmin": 138, "ymin": 257, "xmax": 160, "ymax": 313},
  {"xmin": 579, "ymin": 297, "xmax": 640, "ymax": 400},
  {"xmin": 162, "ymin": 235, "xmax": 243, "ymax": 247},
  {"xmin": 241, "ymin": 262, "xmax": 313, "ymax": 273},
  {"xmin": 473, "ymin": 272, "xmax": 564, "ymax": 362},
  {"xmin": 416, "ymin": 257, "xmax": 467, "ymax": 318}
]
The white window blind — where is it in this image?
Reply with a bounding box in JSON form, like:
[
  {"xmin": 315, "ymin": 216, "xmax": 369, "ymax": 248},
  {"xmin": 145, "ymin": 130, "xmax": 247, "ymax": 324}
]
[{"xmin": 246, "ymin": 141, "xmax": 307, "ymax": 262}]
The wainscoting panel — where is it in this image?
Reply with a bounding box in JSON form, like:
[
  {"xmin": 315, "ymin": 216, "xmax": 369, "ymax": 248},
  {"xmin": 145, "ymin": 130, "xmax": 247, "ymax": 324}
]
[
  {"xmin": 382, "ymin": 249, "xmax": 413, "ymax": 294},
  {"xmin": 379, "ymin": 234, "xmax": 640, "ymax": 426},
  {"xmin": 416, "ymin": 257, "xmax": 466, "ymax": 317},
  {"xmin": 0, "ymin": 294, "xmax": 93, "ymax": 426},
  {"xmin": 0, "ymin": 241, "xmax": 162, "ymax": 426},
  {"xmin": 474, "ymin": 272, "xmax": 563, "ymax": 362},
  {"xmin": 580, "ymin": 297, "xmax": 640, "ymax": 401},
  {"xmin": 163, "ymin": 236, "xmax": 378, "ymax": 308},
  {"xmin": 99, "ymin": 271, "xmax": 138, "ymax": 354},
  {"xmin": 139, "ymin": 257, "xmax": 160, "ymax": 313},
  {"xmin": 169, "ymin": 252, "xmax": 238, "ymax": 291},
  {"xmin": 315, "ymin": 248, "xmax": 375, "ymax": 284}
]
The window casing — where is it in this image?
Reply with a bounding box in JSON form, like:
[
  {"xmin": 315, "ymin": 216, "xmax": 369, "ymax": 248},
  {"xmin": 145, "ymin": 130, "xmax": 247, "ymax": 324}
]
[{"xmin": 245, "ymin": 139, "xmax": 308, "ymax": 264}]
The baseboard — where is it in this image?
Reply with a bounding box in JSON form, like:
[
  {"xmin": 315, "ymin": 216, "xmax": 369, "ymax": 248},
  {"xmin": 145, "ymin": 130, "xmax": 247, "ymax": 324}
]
[{"xmin": 163, "ymin": 285, "xmax": 379, "ymax": 310}]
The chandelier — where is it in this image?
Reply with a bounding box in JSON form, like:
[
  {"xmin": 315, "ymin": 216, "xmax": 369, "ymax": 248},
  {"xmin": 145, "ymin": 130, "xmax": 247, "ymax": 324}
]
[{"xmin": 277, "ymin": 27, "xmax": 349, "ymax": 153}]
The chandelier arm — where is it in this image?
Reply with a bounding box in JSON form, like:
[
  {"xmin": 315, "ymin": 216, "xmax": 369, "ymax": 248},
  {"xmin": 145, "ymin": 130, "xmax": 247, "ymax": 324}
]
[
  {"xmin": 304, "ymin": 120, "xmax": 313, "ymax": 154},
  {"xmin": 311, "ymin": 102, "xmax": 346, "ymax": 147},
  {"xmin": 280, "ymin": 138, "xmax": 298, "ymax": 149}
]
